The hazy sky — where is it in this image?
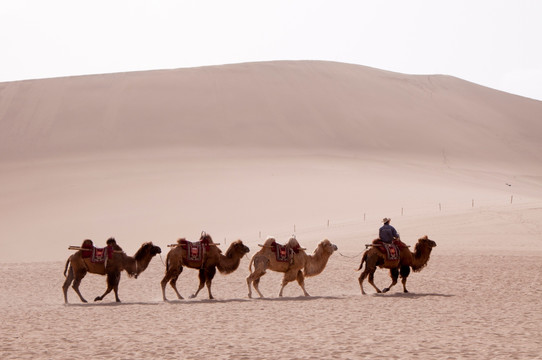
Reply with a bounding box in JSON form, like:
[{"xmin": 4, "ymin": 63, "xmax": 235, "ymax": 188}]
[{"xmin": 2, "ymin": 0, "xmax": 541, "ymax": 100}]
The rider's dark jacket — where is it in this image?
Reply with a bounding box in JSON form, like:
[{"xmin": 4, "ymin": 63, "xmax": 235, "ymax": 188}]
[{"xmin": 379, "ymin": 224, "xmax": 399, "ymax": 244}]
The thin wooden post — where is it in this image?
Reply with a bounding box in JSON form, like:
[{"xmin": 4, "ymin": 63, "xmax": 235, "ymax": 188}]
[
  {"xmin": 294, "ymin": 224, "xmax": 296, "ymax": 232},
  {"xmin": 364, "ymin": 213, "xmax": 366, "ymax": 222},
  {"xmin": 510, "ymin": 195, "xmax": 513, "ymax": 204},
  {"xmin": 439, "ymin": 203, "xmax": 442, "ymax": 212},
  {"xmin": 327, "ymin": 220, "xmax": 330, "ymax": 227},
  {"xmin": 472, "ymin": 199, "xmax": 474, "ymax": 208},
  {"xmin": 401, "ymin": 207, "xmax": 404, "ymax": 216}
]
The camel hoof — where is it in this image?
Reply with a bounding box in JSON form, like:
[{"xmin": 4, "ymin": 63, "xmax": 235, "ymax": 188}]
[
  {"xmin": 189, "ymin": 294, "xmax": 196, "ymax": 299},
  {"xmin": 403, "ymin": 289, "xmax": 409, "ymax": 293},
  {"xmin": 94, "ymin": 297, "xmax": 102, "ymax": 302},
  {"xmin": 382, "ymin": 288, "xmax": 390, "ymax": 293}
]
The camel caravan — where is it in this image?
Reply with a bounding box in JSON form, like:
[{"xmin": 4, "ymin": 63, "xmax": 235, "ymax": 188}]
[{"xmin": 63, "ymin": 229, "xmax": 436, "ymax": 303}]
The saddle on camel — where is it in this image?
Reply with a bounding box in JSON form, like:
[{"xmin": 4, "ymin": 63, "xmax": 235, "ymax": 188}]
[
  {"xmin": 68, "ymin": 237, "xmax": 123, "ymax": 267},
  {"xmin": 167, "ymin": 234, "xmax": 215, "ymax": 268},
  {"xmin": 366, "ymin": 238, "xmax": 408, "ymax": 261},
  {"xmin": 258, "ymin": 236, "xmax": 304, "ymax": 264}
]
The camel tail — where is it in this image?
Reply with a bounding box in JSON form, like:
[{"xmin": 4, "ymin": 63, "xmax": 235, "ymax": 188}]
[
  {"xmin": 248, "ymin": 256, "xmax": 254, "ymax": 273},
  {"xmin": 63, "ymin": 257, "xmax": 71, "ymax": 277},
  {"xmin": 357, "ymin": 251, "xmax": 368, "ymax": 271}
]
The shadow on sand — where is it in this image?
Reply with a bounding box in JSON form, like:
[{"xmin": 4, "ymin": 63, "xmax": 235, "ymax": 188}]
[
  {"xmin": 252, "ymin": 295, "xmax": 342, "ymax": 302},
  {"xmin": 373, "ymin": 292, "xmax": 454, "ymax": 299}
]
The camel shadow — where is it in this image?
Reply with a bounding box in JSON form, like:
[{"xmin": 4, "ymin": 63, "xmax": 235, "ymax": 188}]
[
  {"xmin": 165, "ymin": 298, "xmax": 250, "ymax": 305},
  {"xmin": 253, "ymin": 295, "xmax": 342, "ymax": 302},
  {"xmin": 64, "ymin": 301, "xmax": 164, "ymax": 307},
  {"xmin": 373, "ymin": 292, "xmax": 454, "ymax": 299}
]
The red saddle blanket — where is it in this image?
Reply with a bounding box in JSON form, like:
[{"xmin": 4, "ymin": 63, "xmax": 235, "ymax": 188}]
[
  {"xmin": 177, "ymin": 238, "xmax": 211, "ymax": 267},
  {"xmin": 373, "ymin": 239, "xmax": 407, "ymax": 261},
  {"xmin": 270, "ymin": 241, "xmax": 301, "ymax": 262},
  {"xmin": 80, "ymin": 241, "xmax": 113, "ymax": 263}
]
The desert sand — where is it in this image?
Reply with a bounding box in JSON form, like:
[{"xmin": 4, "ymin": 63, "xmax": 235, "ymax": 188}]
[{"xmin": 1, "ymin": 61, "xmax": 541, "ymax": 359}]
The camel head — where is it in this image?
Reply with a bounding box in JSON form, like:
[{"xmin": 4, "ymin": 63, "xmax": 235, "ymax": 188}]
[
  {"xmin": 416, "ymin": 235, "xmax": 437, "ymax": 250},
  {"xmin": 134, "ymin": 242, "xmax": 162, "ymax": 262},
  {"xmin": 411, "ymin": 236, "xmax": 436, "ymax": 273},
  {"xmin": 225, "ymin": 239, "xmax": 250, "ymax": 257},
  {"xmin": 317, "ymin": 239, "xmax": 338, "ymax": 255}
]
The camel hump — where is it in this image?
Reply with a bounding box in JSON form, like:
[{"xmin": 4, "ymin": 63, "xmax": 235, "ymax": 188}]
[
  {"xmin": 262, "ymin": 237, "xmax": 277, "ymax": 247},
  {"xmin": 82, "ymin": 239, "xmax": 93, "ymax": 248},
  {"xmin": 176, "ymin": 238, "xmax": 187, "ymax": 245},
  {"xmin": 287, "ymin": 237, "xmax": 300, "ymax": 249}
]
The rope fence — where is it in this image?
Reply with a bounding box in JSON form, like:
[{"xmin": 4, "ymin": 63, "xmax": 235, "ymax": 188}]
[{"xmin": 247, "ymin": 194, "xmax": 535, "ymax": 243}]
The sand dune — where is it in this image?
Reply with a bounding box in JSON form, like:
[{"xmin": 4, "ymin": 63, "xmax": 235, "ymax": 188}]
[
  {"xmin": 1, "ymin": 61, "xmax": 541, "ymax": 358},
  {"xmin": 1, "ymin": 61, "xmax": 541, "ymax": 167}
]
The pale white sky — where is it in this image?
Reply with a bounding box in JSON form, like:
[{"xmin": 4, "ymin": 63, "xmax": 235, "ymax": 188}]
[{"xmin": 2, "ymin": 0, "xmax": 541, "ymax": 100}]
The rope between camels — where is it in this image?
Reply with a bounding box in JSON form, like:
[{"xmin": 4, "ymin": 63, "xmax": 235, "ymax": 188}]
[
  {"xmin": 159, "ymin": 253, "xmax": 166, "ymax": 267},
  {"xmin": 338, "ymin": 250, "xmax": 364, "ymax": 259}
]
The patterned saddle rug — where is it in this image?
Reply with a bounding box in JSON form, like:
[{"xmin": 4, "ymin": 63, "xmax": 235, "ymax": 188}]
[
  {"xmin": 270, "ymin": 241, "xmax": 301, "ymax": 263},
  {"xmin": 372, "ymin": 239, "xmax": 407, "ymax": 261},
  {"xmin": 80, "ymin": 240, "xmax": 113, "ymax": 263},
  {"xmin": 177, "ymin": 238, "xmax": 212, "ymax": 267}
]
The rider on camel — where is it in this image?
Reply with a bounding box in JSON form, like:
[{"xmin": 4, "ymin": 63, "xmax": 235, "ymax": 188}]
[{"xmin": 379, "ymin": 217, "xmax": 399, "ymax": 244}]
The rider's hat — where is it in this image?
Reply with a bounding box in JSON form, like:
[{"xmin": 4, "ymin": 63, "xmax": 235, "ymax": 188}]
[{"xmin": 382, "ymin": 217, "xmax": 391, "ymax": 224}]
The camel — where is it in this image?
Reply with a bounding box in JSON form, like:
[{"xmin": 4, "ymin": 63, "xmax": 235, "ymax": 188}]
[
  {"xmin": 62, "ymin": 239, "xmax": 162, "ymax": 303},
  {"xmin": 246, "ymin": 237, "xmax": 338, "ymax": 298},
  {"xmin": 357, "ymin": 235, "xmax": 436, "ymax": 295},
  {"xmin": 160, "ymin": 233, "xmax": 250, "ymax": 301}
]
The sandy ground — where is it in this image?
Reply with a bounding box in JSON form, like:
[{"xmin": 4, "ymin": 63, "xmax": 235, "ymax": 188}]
[
  {"xmin": 1, "ymin": 61, "xmax": 542, "ymax": 359},
  {"xmin": 1, "ymin": 225, "xmax": 541, "ymax": 359}
]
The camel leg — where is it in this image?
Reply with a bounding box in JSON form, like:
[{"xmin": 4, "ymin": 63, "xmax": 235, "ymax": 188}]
[
  {"xmin": 247, "ymin": 256, "xmax": 268, "ymax": 298},
  {"xmin": 358, "ymin": 271, "xmax": 366, "ymax": 295},
  {"xmin": 161, "ymin": 267, "xmax": 183, "ymax": 301},
  {"xmin": 253, "ymin": 277, "xmax": 264, "ymax": 298},
  {"xmin": 95, "ymin": 272, "xmax": 121, "ymax": 302},
  {"xmin": 246, "ymin": 274, "xmax": 254, "ymax": 298},
  {"xmin": 296, "ymin": 270, "xmax": 310, "ymax": 296},
  {"xmin": 62, "ymin": 266, "xmax": 75, "ymax": 304},
  {"xmin": 71, "ymin": 270, "xmax": 88, "ymax": 303},
  {"xmin": 367, "ymin": 271, "xmax": 382, "ymax": 293},
  {"xmin": 383, "ymin": 268, "xmax": 399, "ymax": 293},
  {"xmin": 400, "ymin": 265, "xmax": 411, "ymax": 293},
  {"xmin": 247, "ymin": 268, "xmax": 266, "ymax": 298},
  {"xmin": 278, "ymin": 269, "xmax": 298, "ymax": 297},
  {"xmin": 205, "ymin": 267, "xmax": 217, "ymax": 300},
  {"xmin": 160, "ymin": 273, "xmax": 170, "ymax": 301},
  {"xmin": 112, "ymin": 272, "xmax": 121, "ymax": 302},
  {"xmin": 169, "ymin": 274, "xmax": 184, "ymax": 300},
  {"xmin": 190, "ymin": 268, "xmax": 207, "ymax": 299}
]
